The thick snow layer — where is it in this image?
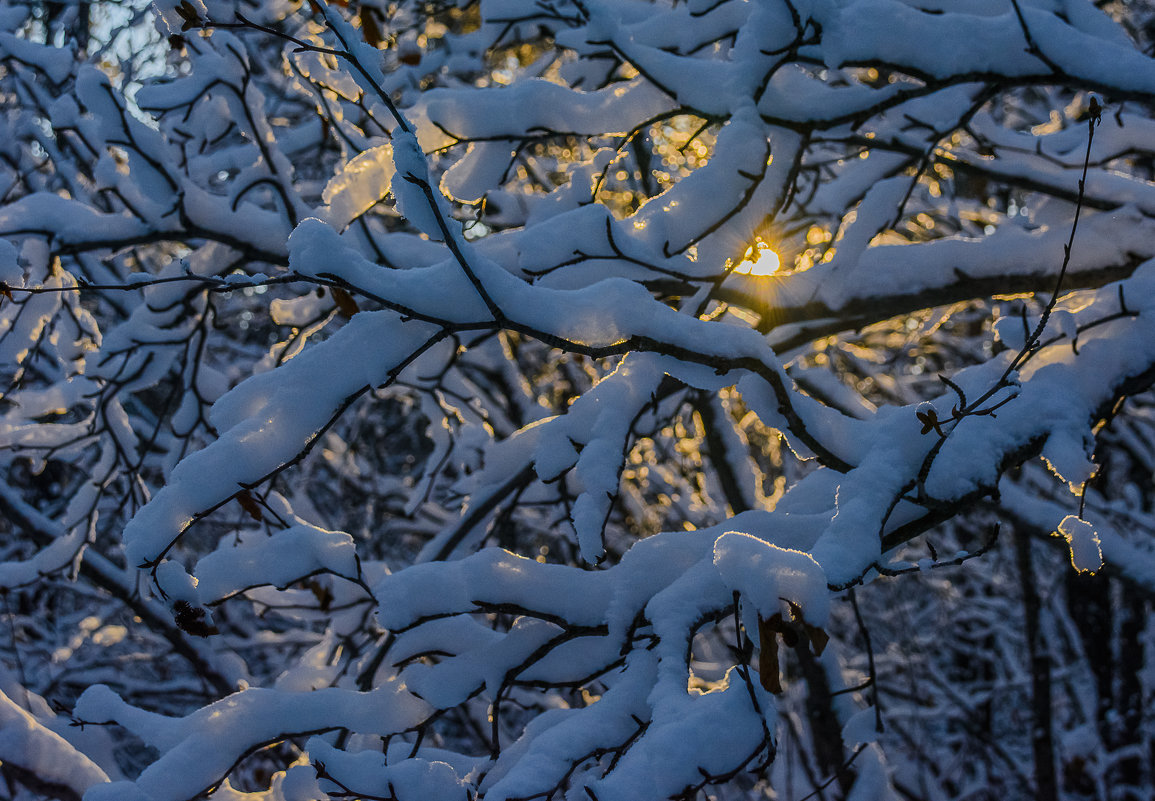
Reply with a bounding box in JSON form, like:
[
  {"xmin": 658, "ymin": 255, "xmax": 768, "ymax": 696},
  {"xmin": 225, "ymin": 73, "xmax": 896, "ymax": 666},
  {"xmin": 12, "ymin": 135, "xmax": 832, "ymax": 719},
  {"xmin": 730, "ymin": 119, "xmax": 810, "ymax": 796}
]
[
  {"xmin": 376, "ymin": 547, "xmax": 615, "ymax": 631},
  {"xmin": 415, "ymin": 78, "xmax": 675, "ymax": 143},
  {"xmin": 122, "ymin": 309, "xmax": 438, "ymax": 570},
  {"xmin": 0, "ymin": 689, "xmax": 109, "ymax": 796},
  {"xmin": 391, "ymin": 131, "xmax": 454, "ymax": 241},
  {"xmin": 713, "ymin": 532, "xmax": 829, "ymax": 624},
  {"xmin": 0, "ymin": 238, "xmax": 19, "ymax": 285},
  {"xmin": 308, "ymin": 738, "xmax": 469, "ymax": 801},
  {"xmin": 74, "ymin": 682, "xmax": 431, "ymax": 801},
  {"xmin": 195, "ymin": 524, "xmax": 360, "ymax": 602}
]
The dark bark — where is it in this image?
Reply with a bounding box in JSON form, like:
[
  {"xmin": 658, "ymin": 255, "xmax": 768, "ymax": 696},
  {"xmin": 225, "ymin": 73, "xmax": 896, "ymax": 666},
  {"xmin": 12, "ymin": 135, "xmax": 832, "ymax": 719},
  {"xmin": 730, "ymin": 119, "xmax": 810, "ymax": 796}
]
[
  {"xmin": 1016, "ymin": 533, "xmax": 1057, "ymax": 801},
  {"xmin": 1115, "ymin": 587, "xmax": 1148, "ymax": 799},
  {"xmin": 795, "ymin": 642, "xmax": 855, "ymax": 797}
]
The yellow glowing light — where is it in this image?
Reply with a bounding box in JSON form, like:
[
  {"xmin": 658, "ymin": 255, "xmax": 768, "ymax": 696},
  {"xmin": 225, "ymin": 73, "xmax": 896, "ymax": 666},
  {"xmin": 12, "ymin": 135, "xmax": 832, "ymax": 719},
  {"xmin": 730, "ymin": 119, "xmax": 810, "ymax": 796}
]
[{"xmin": 734, "ymin": 242, "xmax": 781, "ymax": 276}]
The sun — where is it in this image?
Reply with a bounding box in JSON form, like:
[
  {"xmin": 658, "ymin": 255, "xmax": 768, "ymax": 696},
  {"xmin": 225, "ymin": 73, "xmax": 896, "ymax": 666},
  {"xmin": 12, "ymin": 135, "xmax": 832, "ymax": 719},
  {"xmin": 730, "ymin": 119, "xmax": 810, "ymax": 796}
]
[{"xmin": 733, "ymin": 241, "xmax": 781, "ymax": 276}]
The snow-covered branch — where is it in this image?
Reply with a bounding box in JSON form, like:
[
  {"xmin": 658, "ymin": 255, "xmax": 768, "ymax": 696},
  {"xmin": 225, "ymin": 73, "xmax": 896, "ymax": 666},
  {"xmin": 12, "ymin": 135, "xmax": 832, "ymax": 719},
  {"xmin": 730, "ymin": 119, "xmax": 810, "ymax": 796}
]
[{"xmin": 2, "ymin": 0, "xmax": 1155, "ymax": 798}]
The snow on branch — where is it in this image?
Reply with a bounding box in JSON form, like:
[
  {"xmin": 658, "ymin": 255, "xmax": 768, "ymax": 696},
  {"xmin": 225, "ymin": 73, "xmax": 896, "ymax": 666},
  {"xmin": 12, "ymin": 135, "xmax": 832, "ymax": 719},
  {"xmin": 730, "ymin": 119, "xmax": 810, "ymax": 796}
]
[{"xmin": 2, "ymin": 0, "xmax": 1155, "ymax": 799}]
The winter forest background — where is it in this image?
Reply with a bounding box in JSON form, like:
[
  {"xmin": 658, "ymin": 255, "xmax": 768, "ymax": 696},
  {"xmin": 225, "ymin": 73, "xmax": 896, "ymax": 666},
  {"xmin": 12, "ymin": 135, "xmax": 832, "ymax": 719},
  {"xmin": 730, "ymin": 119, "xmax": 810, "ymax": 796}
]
[{"xmin": 2, "ymin": 0, "xmax": 1155, "ymax": 799}]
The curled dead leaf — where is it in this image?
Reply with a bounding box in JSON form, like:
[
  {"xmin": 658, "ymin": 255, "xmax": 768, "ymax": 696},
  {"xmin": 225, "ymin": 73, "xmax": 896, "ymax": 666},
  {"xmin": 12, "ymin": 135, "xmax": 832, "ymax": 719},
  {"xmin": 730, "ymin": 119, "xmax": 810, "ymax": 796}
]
[
  {"xmin": 757, "ymin": 614, "xmax": 783, "ymax": 694},
  {"xmin": 360, "ymin": 5, "xmax": 383, "ymax": 47},
  {"xmin": 236, "ymin": 489, "xmax": 264, "ymax": 522},
  {"xmin": 757, "ymin": 606, "xmax": 831, "ymax": 693},
  {"xmin": 331, "ymin": 287, "xmax": 360, "ymax": 318}
]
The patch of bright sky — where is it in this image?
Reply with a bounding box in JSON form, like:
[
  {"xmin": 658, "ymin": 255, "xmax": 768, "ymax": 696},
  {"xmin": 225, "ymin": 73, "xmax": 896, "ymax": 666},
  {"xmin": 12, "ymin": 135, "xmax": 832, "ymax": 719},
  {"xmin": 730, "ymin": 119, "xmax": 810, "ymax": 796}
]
[{"xmin": 87, "ymin": 0, "xmax": 170, "ymax": 119}]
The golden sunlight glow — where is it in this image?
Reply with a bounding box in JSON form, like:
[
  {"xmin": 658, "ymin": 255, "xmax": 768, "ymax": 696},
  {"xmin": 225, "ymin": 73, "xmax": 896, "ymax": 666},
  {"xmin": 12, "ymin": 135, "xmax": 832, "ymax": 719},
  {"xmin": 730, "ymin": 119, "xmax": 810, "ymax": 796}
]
[{"xmin": 733, "ymin": 241, "xmax": 781, "ymax": 276}]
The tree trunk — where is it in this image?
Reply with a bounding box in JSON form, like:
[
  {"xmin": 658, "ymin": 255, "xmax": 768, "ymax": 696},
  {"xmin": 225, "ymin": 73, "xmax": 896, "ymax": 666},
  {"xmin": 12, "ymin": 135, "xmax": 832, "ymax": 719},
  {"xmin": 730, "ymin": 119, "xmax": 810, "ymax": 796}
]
[{"xmin": 1017, "ymin": 533, "xmax": 1057, "ymax": 801}]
